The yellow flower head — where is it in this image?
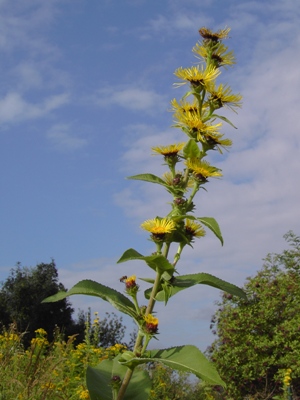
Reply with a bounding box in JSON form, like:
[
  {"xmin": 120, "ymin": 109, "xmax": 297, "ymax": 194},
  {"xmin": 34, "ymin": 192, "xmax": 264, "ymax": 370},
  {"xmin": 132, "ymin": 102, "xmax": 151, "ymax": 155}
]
[
  {"xmin": 193, "ymin": 42, "xmax": 236, "ymax": 68},
  {"xmin": 207, "ymin": 83, "xmax": 242, "ymax": 112},
  {"xmin": 173, "ymin": 110, "xmax": 222, "ymax": 143},
  {"xmin": 199, "ymin": 26, "xmax": 231, "ymax": 41},
  {"xmin": 170, "ymin": 98, "xmax": 200, "ymax": 115},
  {"xmin": 202, "ymin": 131, "xmax": 233, "ymax": 153},
  {"xmin": 185, "ymin": 159, "xmax": 222, "ymax": 182},
  {"xmin": 152, "ymin": 142, "xmax": 185, "ymax": 157},
  {"xmin": 185, "ymin": 219, "xmax": 206, "ymax": 239},
  {"xmin": 144, "ymin": 314, "xmax": 159, "ymax": 334},
  {"xmin": 124, "ymin": 275, "xmax": 139, "ymax": 292},
  {"xmin": 141, "ymin": 217, "xmax": 176, "ymax": 235},
  {"xmin": 174, "ymin": 65, "xmax": 220, "ymax": 89}
]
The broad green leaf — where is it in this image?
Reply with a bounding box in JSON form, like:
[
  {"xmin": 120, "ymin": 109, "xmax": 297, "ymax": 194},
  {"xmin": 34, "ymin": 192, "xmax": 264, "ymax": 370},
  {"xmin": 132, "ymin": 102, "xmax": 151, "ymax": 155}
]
[
  {"xmin": 183, "ymin": 139, "xmax": 201, "ymax": 159},
  {"xmin": 117, "ymin": 249, "xmax": 175, "ymax": 276},
  {"xmin": 119, "ymin": 345, "xmax": 225, "ymax": 386},
  {"xmin": 42, "ymin": 280, "xmax": 138, "ymax": 320},
  {"xmin": 211, "ymin": 114, "xmax": 237, "ymax": 129},
  {"xmin": 127, "ymin": 173, "xmax": 167, "ymax": 186},
  {"xmin": 197, "ymin": 217, "xmax": 223, "ymax": 246},
  {"xmin": 147, "ymin": 273, "xmax": 246, "ymax": 302},
  {"xmin": 87, "ymin": 356, "xmax": 151, "ymax": 400},
  {"xmin": 86, "ymin": 360, "xmax": 113, "ymax": 400}
]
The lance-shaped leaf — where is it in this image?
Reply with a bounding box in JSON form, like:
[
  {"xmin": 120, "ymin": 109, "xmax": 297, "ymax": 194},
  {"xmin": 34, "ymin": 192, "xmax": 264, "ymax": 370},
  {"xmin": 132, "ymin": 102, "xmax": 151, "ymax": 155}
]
[
  {"xmin": 87, "ymin": 356, "xmax": 151, "ymax": 400},
  {"xmin": 127, "ymin": 173, "xmax": 167, "ymax": 186},
  {"xmin": 211, "ymin": 113, "xmax": 237, "ymax": 129},
  {"xmin": 42, "ymin": 280, "xmax": 138, "ymax": 320},
  {"xmin": 197, "ymin": 217, "xmax": 223, "ymax": 245},
  {"xmin": 119, "ymin": 345, "xmax": 225, "ymax": 386},
  {"xmin": 183, "ymin": 139, "xmax": 201, "ymax": 159},
  {"xmin": 127, "ymin": 173, "xmax": 182, "ymax": 196},
  {"xmin": 117, "ymin": 248, "xmax": 175, "ymax": 276},
  {"xmin": 144, "ymin": 273, "xmax": 246, "ymax": 301}
]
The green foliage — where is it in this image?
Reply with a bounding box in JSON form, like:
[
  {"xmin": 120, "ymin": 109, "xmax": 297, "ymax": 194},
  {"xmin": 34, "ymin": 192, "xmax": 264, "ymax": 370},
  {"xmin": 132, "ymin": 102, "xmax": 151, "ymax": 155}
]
[
  {"xmin": 208, "ymin": 231, "xmax": 300, "ymax": 399},
  {"xmin": 0, "ymin": 325, "xmax": 127, "ymax": 399},
  {"xmin": 119, "ymin": 345, "xmax": 225, "ymax": 386},
  {"xmin": 0, "ymin": 261, "xmax": 84, "ymax": 347},
  {"xmin": 43, "ymin": 279, "xmax": 139, "ymax": 321}
]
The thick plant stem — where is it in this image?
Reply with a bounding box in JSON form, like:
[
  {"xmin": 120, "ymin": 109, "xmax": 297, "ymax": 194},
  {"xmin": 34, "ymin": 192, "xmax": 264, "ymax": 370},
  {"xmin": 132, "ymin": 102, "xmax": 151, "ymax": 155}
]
[{"xmin": 116, "ymin": 368, "xmax": 134, "ymax": 400}]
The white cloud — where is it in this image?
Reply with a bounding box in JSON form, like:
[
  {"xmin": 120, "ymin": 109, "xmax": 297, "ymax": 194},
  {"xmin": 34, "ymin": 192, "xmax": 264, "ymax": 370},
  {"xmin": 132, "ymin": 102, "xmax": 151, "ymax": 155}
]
[
  {"xmin": 47, "ymin": 123, "xmax": 88, "ymax": 151},
  {"xmin": 0, "ymin": 92, "xmax": 69, "ymax": 124},
  {"xmin": 95, "ymin": 86, "xmax": 167, "ymax": 114}
]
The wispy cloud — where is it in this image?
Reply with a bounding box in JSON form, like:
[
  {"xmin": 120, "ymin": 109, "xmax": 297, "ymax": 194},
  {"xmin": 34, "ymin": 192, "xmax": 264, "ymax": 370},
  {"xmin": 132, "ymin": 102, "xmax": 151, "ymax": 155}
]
[
  {"xmin": 47, "ymin": 123, "xmax": 88, "ymax": 152},
  {"xmin": 94, "ymin": 85, "xmax": 167, "ymax": 114},
  {"xmin": 0, "ymin": 92, "xmax": 69, "ymax": 124}
]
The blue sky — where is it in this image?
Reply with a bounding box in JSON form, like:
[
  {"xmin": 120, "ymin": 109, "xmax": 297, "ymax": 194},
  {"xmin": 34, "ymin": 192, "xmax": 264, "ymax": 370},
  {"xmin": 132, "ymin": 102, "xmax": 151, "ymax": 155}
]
[{"xmin": 1, "ymin": 0, "xmax": 300, "ymax": 351}]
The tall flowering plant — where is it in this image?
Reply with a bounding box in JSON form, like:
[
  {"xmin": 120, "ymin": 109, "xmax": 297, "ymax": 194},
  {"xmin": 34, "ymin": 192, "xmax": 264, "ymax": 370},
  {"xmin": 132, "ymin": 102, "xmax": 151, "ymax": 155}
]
[{"xmin": 44, "ymin": 27, "xmax": 246, "ymax": 400}]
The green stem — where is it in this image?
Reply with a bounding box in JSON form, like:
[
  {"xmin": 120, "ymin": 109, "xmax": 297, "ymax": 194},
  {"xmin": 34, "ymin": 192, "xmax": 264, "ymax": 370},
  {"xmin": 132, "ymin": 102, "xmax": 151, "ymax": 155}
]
[
  {"xmin": 146, "ymin": 270, "xmax": 162, "ymax": 315},
  {"xmin": 186, "ymin": 182, "xmax": 200, "ymax": 209},
  {"xmin": 117, "ymin": 258, "xmax": 165, "ymax": 399},
  {"xmin": 173, "ymin": 242, "xmax": 186, "ymax": 267}
]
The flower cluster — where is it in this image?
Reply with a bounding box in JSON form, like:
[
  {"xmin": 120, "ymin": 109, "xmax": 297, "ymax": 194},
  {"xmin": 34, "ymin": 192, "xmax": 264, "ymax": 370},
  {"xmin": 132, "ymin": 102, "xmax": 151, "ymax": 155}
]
[{"xmin": 137, "ymin": 26, "xmax": 241, "ymax": 258}]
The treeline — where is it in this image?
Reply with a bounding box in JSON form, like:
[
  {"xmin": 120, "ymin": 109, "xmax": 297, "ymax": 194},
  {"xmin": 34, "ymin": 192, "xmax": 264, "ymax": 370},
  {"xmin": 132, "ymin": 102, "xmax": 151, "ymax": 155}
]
[
  {"xmin": 2, "ymin": 231, "xmax": 300, "ymax": 399},
  {"xmin": 0, "ymin": 260, "xmax": 128, "ymax": 348}
]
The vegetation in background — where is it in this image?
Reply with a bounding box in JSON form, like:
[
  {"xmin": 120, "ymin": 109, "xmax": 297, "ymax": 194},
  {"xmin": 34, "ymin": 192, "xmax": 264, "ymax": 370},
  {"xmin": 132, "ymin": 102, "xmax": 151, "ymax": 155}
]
[{"xmin": 208, "ymin": 231, "xmax": 300, "ymax": 399}]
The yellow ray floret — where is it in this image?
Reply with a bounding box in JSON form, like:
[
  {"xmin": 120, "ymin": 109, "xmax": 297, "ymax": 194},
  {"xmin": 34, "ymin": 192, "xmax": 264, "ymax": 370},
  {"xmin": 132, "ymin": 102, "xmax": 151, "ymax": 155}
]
[
  {"xmin": 207, "ymin": 83, "xmax": 242, "ymax": 111},
  {"xmin": 193, "ymin": 42, "xmax": 236, "ymax": 67},
  {"xmin": 185, "ymin": 219, "xmax": 206, "ymax": 238},
  {"xmin": 144, "ymin": 314, "xmax": 159, "ymax": 325},
  {"xmin": 152, "ymin": 142, "xmax": 185, "ymax": 156},
  {"xmin": 185, "ymin": 159, "xmax": 222, "ymax": 178},
  {"xmin": 174, "ymin": 66, "xmax": 220, "ymax": 88},
  {"xmin": 141, "ymin": 218, "xmax": 176, "ymax": 234}
]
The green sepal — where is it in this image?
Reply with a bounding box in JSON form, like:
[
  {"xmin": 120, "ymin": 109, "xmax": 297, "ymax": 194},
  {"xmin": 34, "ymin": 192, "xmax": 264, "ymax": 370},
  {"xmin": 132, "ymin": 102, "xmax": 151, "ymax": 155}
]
[
  {"xmin": 42, "ymin": 280, "xmax": 138, "ymax": 321},
  {"xmin": 172, "ymin": 215, "xmax": 223, "ymax": 246},
  {"xmin": 183, "ymin": 139, "xmax": 201, "ymax": 159},
  {"xmin": 211, "ymin": 113, "xmax": 237, "ymax": 129},
  {"xmin": 145, "ymin": 273, "xmax": 246, "ymax": 302},
  {"xmin": 119, "ymin": 345, "xmax": 225, "ymax": 386},
  {"xmin": 87, "ymin": 355, "xmax": 151, "ymax": 400},
  {"xmin": 117, "ymin": 248, "xmax": 175, "ymax": 276}
]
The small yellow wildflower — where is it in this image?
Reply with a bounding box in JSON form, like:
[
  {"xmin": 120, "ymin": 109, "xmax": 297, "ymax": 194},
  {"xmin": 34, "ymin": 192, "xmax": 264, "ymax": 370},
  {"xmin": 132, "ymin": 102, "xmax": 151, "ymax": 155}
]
[
  {"xmin": 144, "ymin": 314, "xmax": 159, "ymax": 334},
  {"xmin": 35, "ymin": 328, "xmax": 47, "ymax": 336}
]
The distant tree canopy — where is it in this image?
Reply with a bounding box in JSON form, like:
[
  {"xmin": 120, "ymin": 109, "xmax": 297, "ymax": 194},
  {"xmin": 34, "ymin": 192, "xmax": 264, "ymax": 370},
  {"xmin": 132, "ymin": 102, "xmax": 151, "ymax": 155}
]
[
  {"xmin": 0, "ymin": 260, "xmax": 134, "ymax": 349},
  {"xmin": 0, "ymin": 260, "xmax": 84, "ymax": 346},
  {"xmin": 208, "ymin": 231, "xmax": 300, "ymax": 399}
]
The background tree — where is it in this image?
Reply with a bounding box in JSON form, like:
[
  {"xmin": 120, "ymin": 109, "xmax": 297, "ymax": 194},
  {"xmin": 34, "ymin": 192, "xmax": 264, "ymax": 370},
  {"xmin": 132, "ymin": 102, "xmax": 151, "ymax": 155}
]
[
  {"xmin": 208, "ymin": 231, "xmax": 300, "ymax": 399},
  {"xmin": 0, "ymin": 260, "xmax": 84, "ymax": 346},
  {"xmin": 83, "ymin": 309, "xmax": 136, "ymax": 349}
]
